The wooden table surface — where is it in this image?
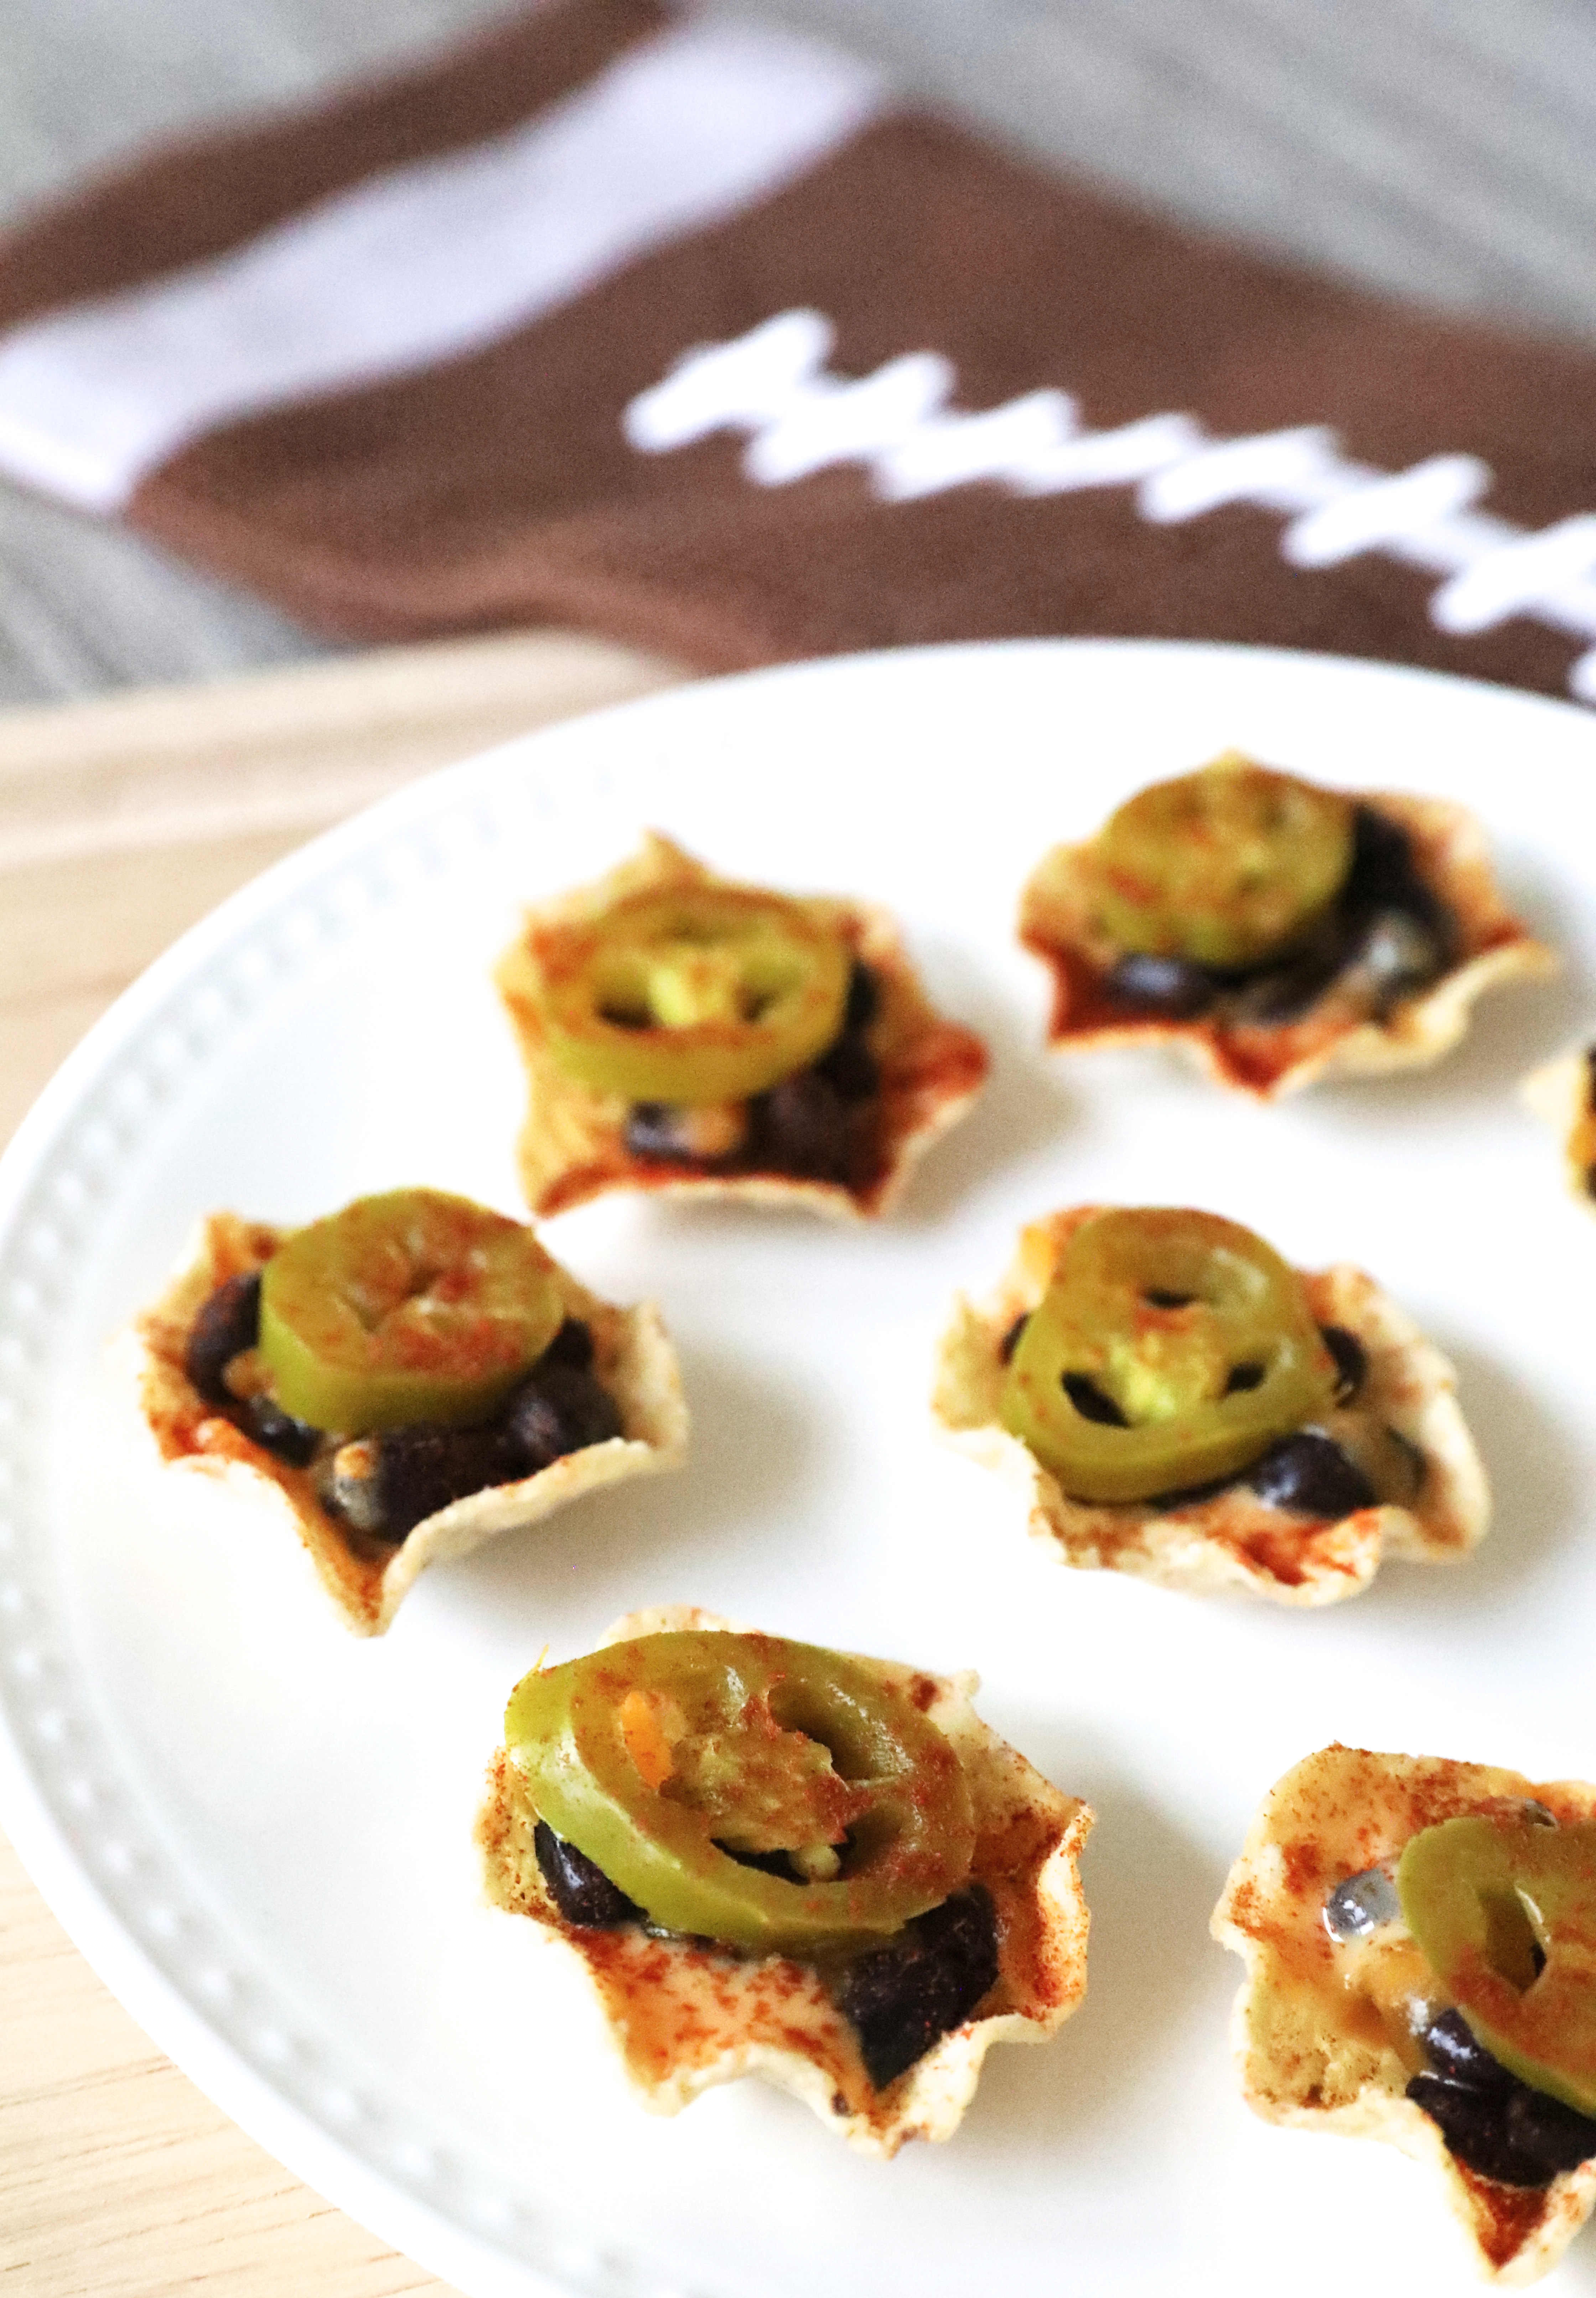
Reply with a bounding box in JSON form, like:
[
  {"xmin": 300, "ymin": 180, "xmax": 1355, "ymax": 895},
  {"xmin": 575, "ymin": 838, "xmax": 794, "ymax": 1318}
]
[{"xmin": 0, "ymin": 631, "xmax": 685, "ymax": 2296}]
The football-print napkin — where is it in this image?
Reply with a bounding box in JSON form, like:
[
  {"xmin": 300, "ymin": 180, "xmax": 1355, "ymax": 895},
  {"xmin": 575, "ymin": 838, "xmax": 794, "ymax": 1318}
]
[{"xmin": 3, "ymin": 0, "xmax": 1596, "ymax": 703}]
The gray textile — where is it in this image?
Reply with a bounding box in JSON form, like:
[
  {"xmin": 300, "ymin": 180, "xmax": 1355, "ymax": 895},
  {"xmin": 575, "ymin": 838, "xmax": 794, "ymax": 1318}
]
[{"xmin": 3, "ymin": 0, "xmax": 1593, "ymax": 705}]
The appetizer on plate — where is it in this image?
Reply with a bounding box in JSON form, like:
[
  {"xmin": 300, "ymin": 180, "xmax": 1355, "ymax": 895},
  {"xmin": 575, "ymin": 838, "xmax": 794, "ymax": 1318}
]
[
  {"xmin": 126, "ymin": 1188, "xmax": 686, "ymax": 1634},
  {"xmin": 477, "ymin": 1607, "xmax": 1092, "ymax": 2155},
  {"xmin": 1214, "ymin": 1744, "xmax": 1596, "ymax": 2284},
  {"xmin": 1523, "ymin": 1045, "xmax": 1596, "ymax": 1209},
  {"xmin": 496, "ymin": 834, "xmax": 989, "ymax": 1219},
  {"xmin": 1019, "ymin": 751, "xmax": 1554, "ymax": 1096},
  {"xmin": 932, "ymin": 1205, "xmax": 1487, "ymax": 1605}
]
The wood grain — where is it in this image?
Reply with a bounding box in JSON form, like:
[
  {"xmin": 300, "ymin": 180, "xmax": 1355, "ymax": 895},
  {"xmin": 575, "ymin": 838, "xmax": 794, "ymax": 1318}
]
[
  {"xmin": 0, "ymin": 628, "xmax": 684, "ymax": 1142},
  {"xmin": 0, "ymin": 630, "xmax": 686, "ymax": 2297}
]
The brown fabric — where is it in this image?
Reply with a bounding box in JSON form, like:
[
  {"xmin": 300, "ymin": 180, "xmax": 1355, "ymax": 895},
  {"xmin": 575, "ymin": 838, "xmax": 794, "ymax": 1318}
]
[
  {"xmin": 0, "ymin": 0, "xmax": 666, "ymax": 330},
  {"xmin": 5, "ymin": 0, "xmax": 1596, "ymax": 698}
]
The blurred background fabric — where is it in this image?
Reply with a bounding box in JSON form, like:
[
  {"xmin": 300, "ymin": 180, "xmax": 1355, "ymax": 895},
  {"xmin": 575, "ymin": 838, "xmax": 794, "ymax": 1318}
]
[{"xmin": 4, "ymin": 0, "xmax": 1595, "ymax": 707}]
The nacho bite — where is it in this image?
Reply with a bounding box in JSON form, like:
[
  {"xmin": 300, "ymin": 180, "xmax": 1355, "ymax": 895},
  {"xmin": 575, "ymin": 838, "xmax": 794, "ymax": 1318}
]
[
  {"xmin": 1020, "ymin": 752, "xmax": 1555, "ymax": 1097},
  {"xmin": 1214, "ymin": 1745, "xmax": 1596, "ymax": 2284},
  {"xmin": 496, "ymin": 834, "xmax": 989, "ymax": 1220},
  {"xmin": 477, "ymin": 1607, "xmax": 1092, "ymax": 2155},
  {"xmin": 127, "ymin": 1190, "xmax": 687, "ymax": 1635},
  {"xmin": 932, "ymin": 1206, "xmax": 1487, "ymax": 1605},
  {"xmin": 1523, "ymin": 1045, "xmax": 1596, "ymax": 1211}
]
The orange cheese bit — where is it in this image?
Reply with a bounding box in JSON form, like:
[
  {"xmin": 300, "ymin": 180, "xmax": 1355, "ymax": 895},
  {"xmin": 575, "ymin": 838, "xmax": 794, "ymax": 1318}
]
[{"xmin": 619, "ymin": 1688, "xmax": 675, "ymax": 1789}]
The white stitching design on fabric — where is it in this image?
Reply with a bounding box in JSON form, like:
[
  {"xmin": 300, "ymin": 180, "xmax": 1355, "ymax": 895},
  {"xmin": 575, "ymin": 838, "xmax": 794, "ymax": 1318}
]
[
  {"xmin": 0, "ymin": 30, "xmax": 885, "ymax": 515},
  {"xmin": 625, "ymin": 309, "xmax": 1596, "ymax": 705}
]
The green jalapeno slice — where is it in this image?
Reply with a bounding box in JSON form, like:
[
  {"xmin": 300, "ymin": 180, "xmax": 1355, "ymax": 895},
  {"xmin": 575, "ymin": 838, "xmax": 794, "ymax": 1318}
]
[
  {"xmin": 1085, "ymin": 753, "xmax": 1356, "ymax": 969},
  {"xmin": 258, "ymin": 1187, "xmax": 564, "ymax": 1433},
  {"xmin": 1000, "ymin": 1208, "xmax": 1338, "ymax": 1503},
  {"xmin": 506, "ymin": 1630, "xmax": 976, "ymax": 1956},
  {"xmin": 529, "ymin": 885, "xmax": 850, "ymax": 1105},
  {"xmin": 1399, "ymin": 1816, "xmax": 1596, "ymax": 2118}
]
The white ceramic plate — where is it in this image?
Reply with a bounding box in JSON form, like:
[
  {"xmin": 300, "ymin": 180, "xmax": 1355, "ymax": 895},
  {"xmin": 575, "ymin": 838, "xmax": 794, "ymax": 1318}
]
[{"xmin": 5, "ymin": 639, "xmax": 1596, "ymax": 2298}]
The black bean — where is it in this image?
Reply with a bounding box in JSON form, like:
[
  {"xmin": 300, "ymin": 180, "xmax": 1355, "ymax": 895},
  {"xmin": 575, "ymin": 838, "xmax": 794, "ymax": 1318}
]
[
  {"xmin": 1245, "ymin": 1429, "xmax": 1378, "ymax": 1517},
  {"xmin": 1408, "ymin": 2012, "xmax": 1596, "ymax": 2188},
  {"xmin": 539, "ymin": 1317, "xmax": 595, "ymax": 1373},
  {"xmin": 844, "ymin": 961, "xmax": 880, "ymax": 1033},
  {"xmin": 1320, "ymin": 1324, "xmax": 1367, "ymax": 1403},
  {"xmin": 1221, "ymin": 919, "xmax": 1352, "ymax": 1024},
  {"xmin": 999, "ymin": 1314, "xmax": 1030, "ymax": 1365},
  {"xmin": 241, "ymin": 1396, "xmax": 323, "ymax": 1468},
  {"xmin": 1344, "ymin": 806, "xmax": 1441, "ymax": 921},
  {"xmin": 622, "ymin": 1102, "xmax": 743, "ymax": 1165},
  {"xmin": 623, "ymin": 1103, "xmax": 685, "ymax": 1161},
  {"xmin": 534, "ymin": 1820, "xmax": 642, "ymax": 1927},
  {"xmin": 748, "ymin": 1069, "xmax": 856, "ymax": 1184},
  {"xmin": 506, "ymin": 1362, "xmax": 623, "ymax": 1470},
  {"xmin": 321, "ymin": 1421, "xmax": 522, "ymax": 1543},
  {"xmin": 1339, "ymin": 807, "xmax": 1455, "ymax": 979},
  {"xmin": 184, "ymin": 1270, "xmax": 261, "ymax": 1403},
  {"xmin": 1322, "ymin": 1865, "xmax": 1400, "ymax": 1941},
  {"xmin": 314, "ymin": 1337, "xmax": 621, "ymax": 1542},
  {"xmin": 1341, "ymin": 906, "xmax": 1448, "ymax": 1010},
  {"xmin": 835, "ymin": 1888, "xmax": 1000, "ymax": 2090},
  {"xmin": 1061, "ymin": 1373, "xmax": 1129, "ymax": 1427},
  {"xmin": 1103, "ymin": 808, "xmax": 1457, "ymax": 1036},
  {"xmin": 1424, "ymin": 2009, "xmax": 1514, "ymax": 2089},
  {"xmin": 1105, "ymin": 951, "xmax": 1219, "ymax": 1019},
  {"xmin": 813, "ymin": 1032, "xmax": 880, "ymax": 1104}
]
